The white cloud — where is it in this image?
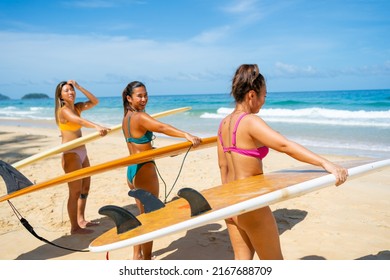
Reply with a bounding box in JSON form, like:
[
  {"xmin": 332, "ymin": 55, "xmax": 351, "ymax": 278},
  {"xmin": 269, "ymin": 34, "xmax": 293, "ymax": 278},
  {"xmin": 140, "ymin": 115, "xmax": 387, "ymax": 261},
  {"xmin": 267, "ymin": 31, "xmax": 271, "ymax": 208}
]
[
  {"xmin": 61, "ymin": 0, "xmax": 143, "ymax": 8},
  {"xmin": 273, "ymin": 62, "xmax": 318, "ymax": 78},
  {"xmin": 63, "ymin": 0, "xmax": 116, "ymax": 8},
  {"xmin": 190, "ymin": 25, "xmax": 232, "ymax": 44},
  {"xmin": 0, "ymin": 31, "xmax": 233, "ymax": 96},
  {"xmin": 221, "ymin": 0, "xmax": 262, "ymax": 25},
  {"xmin": 222, "ymin": 0, "xmax": 259, "ymax": 15},
  {"xmin": 270, "ymin": 60, "xmax": 390, "ymax": 81},
  {"xmin": 1, "ymin": 10, "xmax": 389, "ymax": 98}
]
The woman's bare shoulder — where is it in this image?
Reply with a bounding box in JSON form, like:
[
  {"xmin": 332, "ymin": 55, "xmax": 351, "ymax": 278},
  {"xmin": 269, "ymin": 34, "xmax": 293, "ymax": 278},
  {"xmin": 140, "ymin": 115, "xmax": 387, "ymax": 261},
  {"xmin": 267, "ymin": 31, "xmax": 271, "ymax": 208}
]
[{"xmin": 246, "ymin": 113, "xmax": 264, "ymax": 123}]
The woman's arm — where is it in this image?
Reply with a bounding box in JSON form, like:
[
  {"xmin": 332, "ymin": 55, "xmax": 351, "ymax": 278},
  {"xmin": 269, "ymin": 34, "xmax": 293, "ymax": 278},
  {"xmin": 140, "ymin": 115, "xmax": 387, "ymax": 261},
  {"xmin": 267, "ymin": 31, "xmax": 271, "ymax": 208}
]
[
  {"xmin": 68, "ymin": 80, "xmax": 99, "ymax": 111},
  {"xmin": 217, "ymin": 139, "xmax": 229, "ymax": 184},
  {"xmin": 140, "ymin": 113, "xmax": 201, "ymax": 146},
  {"xmin": 61, "ymin": 107, "xmax": 110, "ymax": 136},
  {"xmin": 249, "ymin": 116, "xmax": 348, "ymax": 186}
]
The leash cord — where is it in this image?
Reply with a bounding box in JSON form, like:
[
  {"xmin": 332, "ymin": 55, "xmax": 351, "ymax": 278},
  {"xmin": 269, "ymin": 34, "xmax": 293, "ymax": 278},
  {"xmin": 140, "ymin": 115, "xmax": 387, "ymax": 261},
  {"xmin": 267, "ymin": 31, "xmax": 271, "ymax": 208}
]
[
  {"xmin": 155, "ymin": 145, "xmax": 193, "ymax": 204},
  {"xmin": 7, "ymin": 200, "xmax": 89, "ymax": 252},
  {"xmin": 5, "ymin": 144, "xmax": 192, "ymax": 256}
]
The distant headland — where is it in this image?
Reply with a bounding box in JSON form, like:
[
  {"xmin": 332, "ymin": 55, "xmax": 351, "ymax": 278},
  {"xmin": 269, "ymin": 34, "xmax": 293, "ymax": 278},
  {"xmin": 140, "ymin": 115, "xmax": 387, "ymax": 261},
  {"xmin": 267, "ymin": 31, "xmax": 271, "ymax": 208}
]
[
  {"xmin": 0, "ymin": 93, "xmax": 10, "ymax": 100},
  {"xmin": 21, "ymin": 93, "xmax": 50, "ymax": 99},
  {"xmin": 0, "ymin": 93, "xmax": 50, "ymax": 100}
]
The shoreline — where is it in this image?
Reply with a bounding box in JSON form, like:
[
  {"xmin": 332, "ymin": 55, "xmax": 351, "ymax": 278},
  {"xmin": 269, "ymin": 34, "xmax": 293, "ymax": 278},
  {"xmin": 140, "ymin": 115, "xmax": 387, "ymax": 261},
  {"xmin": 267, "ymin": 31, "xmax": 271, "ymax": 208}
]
[
  {"xmin": 0, "ymin": 118, "xmax": 57, "ymax": 130},
  {"xmin": 0, "ymin": 124, "xmax": 389, "ymax": 260},
  {"xmin": 1, "ymin": 117, "xmax": 388, "ymax": 160}
]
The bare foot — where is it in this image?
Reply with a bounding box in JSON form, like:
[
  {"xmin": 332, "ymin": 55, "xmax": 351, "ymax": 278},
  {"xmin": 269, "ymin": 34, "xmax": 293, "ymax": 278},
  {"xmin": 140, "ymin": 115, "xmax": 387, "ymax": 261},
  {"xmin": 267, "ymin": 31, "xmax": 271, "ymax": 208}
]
[
  {"xmin": 141, "ymin": 255, "xmax": 156, "ymax": 260},
  {"xmin": 71, "ymin": 227, "xmax": 94, "ymax": 235},
  {"xmin": 132, "ymin": 252, "xmax": 156, "ymax": 260},
  {"xmin": 133, "ymin": 254, "xmax": 143, "ymax": 260},
  {"xmin": 79, "ymin": 220, "xmax": 100, "ymax": 228}
]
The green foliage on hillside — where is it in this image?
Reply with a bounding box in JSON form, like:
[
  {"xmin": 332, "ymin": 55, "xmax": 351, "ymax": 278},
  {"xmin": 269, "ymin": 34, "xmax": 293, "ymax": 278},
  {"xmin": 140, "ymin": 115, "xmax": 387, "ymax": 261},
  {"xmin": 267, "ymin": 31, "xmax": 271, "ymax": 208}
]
[
  {"xmin": 21, "ymin": 93, "xmax": 50, "ymax": 99},
  {"xmin": 0, "ymin": 93, "xmax": 11, "ymax": 100}
]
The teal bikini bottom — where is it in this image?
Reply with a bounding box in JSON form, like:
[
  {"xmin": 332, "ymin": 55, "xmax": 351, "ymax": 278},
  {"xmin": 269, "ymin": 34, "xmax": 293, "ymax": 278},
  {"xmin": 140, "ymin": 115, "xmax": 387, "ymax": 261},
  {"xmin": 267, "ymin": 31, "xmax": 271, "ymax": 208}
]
[{"xmin": 127, "ymin": 161, "xmax": 155, "ymax": 184}]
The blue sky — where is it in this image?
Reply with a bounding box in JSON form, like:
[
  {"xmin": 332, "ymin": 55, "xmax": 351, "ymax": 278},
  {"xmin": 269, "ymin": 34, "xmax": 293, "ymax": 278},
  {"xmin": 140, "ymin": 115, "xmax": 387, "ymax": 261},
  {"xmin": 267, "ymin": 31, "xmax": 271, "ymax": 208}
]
[{"xmin": 0, "ymin": 0, "xmax": 389, "ymax": 98}]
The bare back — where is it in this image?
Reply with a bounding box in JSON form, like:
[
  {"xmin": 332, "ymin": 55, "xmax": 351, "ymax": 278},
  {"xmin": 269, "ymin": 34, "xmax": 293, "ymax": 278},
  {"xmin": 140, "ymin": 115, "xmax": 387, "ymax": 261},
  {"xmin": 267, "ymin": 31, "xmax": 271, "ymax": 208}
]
[{"xmin": 218, "ymin": 113, "xmax": 265, "ymax": 183}]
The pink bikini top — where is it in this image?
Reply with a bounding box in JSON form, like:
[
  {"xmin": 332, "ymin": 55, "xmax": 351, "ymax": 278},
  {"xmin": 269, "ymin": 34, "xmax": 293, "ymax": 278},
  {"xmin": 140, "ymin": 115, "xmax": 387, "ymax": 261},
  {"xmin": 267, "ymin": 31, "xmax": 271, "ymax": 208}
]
[{"xmin": 218, "ymin": 113, "xmax": 269, "ymax": 159}]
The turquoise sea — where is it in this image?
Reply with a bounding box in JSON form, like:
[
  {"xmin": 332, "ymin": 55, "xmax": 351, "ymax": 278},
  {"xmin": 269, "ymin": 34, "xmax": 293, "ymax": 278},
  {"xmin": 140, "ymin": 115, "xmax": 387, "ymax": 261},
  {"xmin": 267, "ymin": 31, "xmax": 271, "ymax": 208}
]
[{"xmin": 1, "ymin": 89, "xmax": 389, "ymax": 158}]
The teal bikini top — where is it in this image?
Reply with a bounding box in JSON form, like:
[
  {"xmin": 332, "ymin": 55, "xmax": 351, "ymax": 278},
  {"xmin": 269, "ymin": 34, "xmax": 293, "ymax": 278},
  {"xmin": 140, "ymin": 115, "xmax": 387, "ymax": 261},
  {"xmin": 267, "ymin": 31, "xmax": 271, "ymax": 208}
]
[{"xmin": 124, "ymin": 114, "xmax": 154, "ymax": 144}]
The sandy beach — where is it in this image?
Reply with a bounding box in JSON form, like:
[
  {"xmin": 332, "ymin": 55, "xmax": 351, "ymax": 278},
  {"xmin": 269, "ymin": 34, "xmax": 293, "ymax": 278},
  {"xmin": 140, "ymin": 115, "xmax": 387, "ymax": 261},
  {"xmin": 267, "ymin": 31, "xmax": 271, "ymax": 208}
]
[{"xmin": 0, "ymin": 124, "xmax": 389, "ymax": 261}]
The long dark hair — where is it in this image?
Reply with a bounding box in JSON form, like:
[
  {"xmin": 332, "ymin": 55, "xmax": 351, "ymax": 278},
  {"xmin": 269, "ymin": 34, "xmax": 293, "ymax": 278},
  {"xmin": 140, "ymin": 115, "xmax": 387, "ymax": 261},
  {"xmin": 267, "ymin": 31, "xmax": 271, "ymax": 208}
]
[
  {"xmin": 122, "ymin": 81, "xmax": 145, "ymax": 116},
  {"xmin": 54, "ymin": 81, "xmax": 74, "ymax": 125},
  {"xmin": 231, "ymin": 64, "xmax": 265, "ymax": 103}
]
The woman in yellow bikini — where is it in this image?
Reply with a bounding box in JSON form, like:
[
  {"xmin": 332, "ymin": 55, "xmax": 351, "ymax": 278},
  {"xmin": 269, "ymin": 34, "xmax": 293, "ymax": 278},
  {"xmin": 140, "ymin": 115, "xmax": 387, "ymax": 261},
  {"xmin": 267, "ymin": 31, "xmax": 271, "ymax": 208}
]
[
  {"xmin": 55, "ymin": 80, "xmax": 110, "ymax": 235},
  {"xmin": 121, "ymin": 81, "xmax": 201, "ymax": 260}
]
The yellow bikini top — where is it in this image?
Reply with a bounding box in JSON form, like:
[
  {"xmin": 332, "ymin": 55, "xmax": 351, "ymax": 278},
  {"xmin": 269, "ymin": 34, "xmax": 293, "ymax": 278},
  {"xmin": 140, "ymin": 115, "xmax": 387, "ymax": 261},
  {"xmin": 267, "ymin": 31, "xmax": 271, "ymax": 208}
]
[{"xmin": 58, "ymin": 107, "xmax": 82, "ymax": 131}]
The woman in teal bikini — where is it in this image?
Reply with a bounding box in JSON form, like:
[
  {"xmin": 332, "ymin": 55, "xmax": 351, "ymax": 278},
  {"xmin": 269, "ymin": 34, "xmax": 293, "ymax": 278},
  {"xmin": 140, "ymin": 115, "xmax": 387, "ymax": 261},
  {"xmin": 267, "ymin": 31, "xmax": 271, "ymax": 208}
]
[
  {"xmin": 218, "ymin": 64, "xmax": 349, "ymax": 260},
  {"xmin": 122, "ymin": 81, "xmax": 201, "ymax": 260}
]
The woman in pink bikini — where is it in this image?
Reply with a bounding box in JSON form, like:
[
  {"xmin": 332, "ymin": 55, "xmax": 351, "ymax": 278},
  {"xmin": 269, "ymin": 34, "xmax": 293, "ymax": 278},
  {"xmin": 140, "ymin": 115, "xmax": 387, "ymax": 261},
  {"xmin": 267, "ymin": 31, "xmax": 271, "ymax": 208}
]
[
  {"xmin": 217, "ymin": 64, "xmax": 349, "ymax": 260},
  {"xmin": 55, "ymin": 80, "xmax": 110, "ymax": 234}
]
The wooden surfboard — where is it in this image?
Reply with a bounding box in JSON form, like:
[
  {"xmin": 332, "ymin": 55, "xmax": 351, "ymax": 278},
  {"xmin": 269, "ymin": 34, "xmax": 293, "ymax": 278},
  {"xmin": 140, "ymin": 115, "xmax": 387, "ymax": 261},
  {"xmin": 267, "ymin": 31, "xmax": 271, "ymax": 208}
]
[
  {"xmin": 89, "ymin": 158, "xmax": 390, "ymax": 253},
  {"xmin": 0, "ymin": 136, "xmax": 217, "ymax": 202},
  {"xmin": 12, "ymin": 107, "xmax": 192, "ymax": 169}
]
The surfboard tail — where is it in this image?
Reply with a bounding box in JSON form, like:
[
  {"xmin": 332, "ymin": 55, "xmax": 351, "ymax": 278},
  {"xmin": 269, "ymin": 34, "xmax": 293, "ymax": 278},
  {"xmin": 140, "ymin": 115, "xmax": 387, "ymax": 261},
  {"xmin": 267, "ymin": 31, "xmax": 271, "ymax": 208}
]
[{"xmin": 0, "ymin": 160, "xmax": 33, "ymax": 195}]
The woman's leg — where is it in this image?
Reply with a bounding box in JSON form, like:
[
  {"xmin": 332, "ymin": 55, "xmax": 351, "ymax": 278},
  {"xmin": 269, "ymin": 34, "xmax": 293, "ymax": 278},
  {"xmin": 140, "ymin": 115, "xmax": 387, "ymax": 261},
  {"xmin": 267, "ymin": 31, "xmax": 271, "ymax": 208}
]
[
  {"xmin": 133, "ymin": 162, "xmax": 159, "ymax": 260},
  {"xmin": 237, "ymin": 206, "xmax": 283, "ymax": 260},
  {"xmin": 77, "ymin": 156, "xmax": 98, "ymax": 228},
  {"xmin": 62, "ymin": 153, "xmax": 93, "ymax": 234},
  {"xmin": 225, "ymin": 217, "xmax": 255, "ymax": 260}
]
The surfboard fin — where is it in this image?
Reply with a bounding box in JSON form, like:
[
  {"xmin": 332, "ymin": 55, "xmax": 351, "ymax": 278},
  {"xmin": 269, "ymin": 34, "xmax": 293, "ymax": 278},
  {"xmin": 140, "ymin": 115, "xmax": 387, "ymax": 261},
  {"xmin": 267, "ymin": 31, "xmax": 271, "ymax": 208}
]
[
  {"xmin": 98, "ymin": 205, "xmax": 141, "ymax": 234},
  {"xmin": 0, "ymin": 160, "xmax": 33, "ymax": 194},
  {"xmin": 128, "ymin": 189, "xmax": 165, "ymax": 213},
  {"xmin": 177, "ymin": 187, "xmax": 212, "ymax": 216}
]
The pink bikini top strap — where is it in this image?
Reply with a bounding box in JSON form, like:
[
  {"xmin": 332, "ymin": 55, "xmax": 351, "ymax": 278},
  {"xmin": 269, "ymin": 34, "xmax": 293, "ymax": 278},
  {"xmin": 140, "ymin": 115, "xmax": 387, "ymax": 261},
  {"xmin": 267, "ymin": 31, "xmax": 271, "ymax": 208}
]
[{"xmin": 232, "ymin": 113, "xmax": 248, "ymax": 147}]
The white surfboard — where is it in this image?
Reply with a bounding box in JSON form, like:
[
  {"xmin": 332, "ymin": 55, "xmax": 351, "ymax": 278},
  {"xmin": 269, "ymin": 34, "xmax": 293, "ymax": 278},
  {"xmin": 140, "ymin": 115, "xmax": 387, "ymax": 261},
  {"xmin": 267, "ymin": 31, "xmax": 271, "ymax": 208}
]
[
  {"xmin": 12, "ymin": 107, "xmax": 191, "ymax": 169},
  {"xmin": 89, "ymin": 158, "xmax": 390, "ymax": 252}
]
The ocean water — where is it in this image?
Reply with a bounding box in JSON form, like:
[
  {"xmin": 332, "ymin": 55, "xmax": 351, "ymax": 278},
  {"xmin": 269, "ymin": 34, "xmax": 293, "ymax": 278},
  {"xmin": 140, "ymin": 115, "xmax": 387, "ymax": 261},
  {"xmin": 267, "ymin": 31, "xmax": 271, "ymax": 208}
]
[{"xmin": 1, "ymin": 89, "xmax": 389, "ymax": 159}]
